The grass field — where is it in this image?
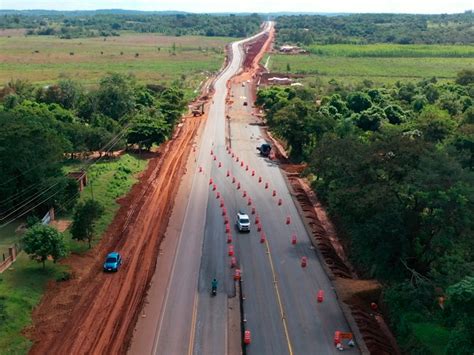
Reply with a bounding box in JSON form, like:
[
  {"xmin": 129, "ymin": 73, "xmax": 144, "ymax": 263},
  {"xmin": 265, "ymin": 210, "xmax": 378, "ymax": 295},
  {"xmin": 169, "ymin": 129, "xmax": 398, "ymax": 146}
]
[
  {"xmin": 0, "ymin": 153, "xmax": 148, "ymax": 354},
  {"xmin": 307, "ymin": 43, "xmax": 474, "ymax": 58},
  {"xmin": 62, "ymin": 153, "xmax": 148, "ymax": 252},
  {"xmin": 0, "ymin": 31, "xmax": 233, "ymax": 88},
  {"xmin": 265, "ymin": 44, "xmax": 474, "ymax": 85},
  {"xmin": 0, "ymin": 220, "xmax": 23, "ymax": 259},
  {"xmin": 0, "ymin": 254, "xmax": 69, "ymax": 354}
]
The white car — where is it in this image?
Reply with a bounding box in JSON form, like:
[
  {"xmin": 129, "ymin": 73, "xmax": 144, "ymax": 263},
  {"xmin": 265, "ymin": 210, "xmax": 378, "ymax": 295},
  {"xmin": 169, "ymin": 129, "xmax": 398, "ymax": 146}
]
[{"xmin": 236, "ymin": 211, "xmax": 250, "ymax": 233}]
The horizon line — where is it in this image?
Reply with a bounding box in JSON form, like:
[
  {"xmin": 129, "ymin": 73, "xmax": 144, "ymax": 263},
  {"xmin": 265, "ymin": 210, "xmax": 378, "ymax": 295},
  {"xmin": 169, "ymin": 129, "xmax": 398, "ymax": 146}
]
[{"xmin": 1, "ymin": 8, "xmax": 472, "ymax": 15}]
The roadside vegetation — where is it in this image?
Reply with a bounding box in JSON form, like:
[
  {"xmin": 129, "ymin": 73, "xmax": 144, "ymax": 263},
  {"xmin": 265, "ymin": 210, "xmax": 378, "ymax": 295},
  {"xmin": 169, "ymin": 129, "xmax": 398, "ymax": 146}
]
[
  {"xmin": 256, "ymin": 68, "xmax": 474, "ymax": 353},
  {"xmin": 0, "ymin": 20, "xmax": 194, "ymax": 354},
  {"xmin": 265, "ymin": 44, "xmax": 474, "ymax": 85},
  {"xmin": 275, "ymin": 12, "xmax": 474, "ymax": 45},
  {"xmin": 0, "ymin": 253, "xmax": 69, "ymax": 353},
  {"xmin": 0, "ymin": 11, "xmax": 262, "ymax": 38},
  {"xmin": 64, "ymin": 154, "xmax": 147, "ymax": 253},
  {"xmin": 0, "ymin": 72, "xmax": 187, "ymax": 220},
  {"xmin": 266, "ymin": 14, "xmax": 474, "ymax": 352},
  {"xmin": 269, "ymin": 12, "xmax": 474, "ymax": 87},
  {"xmin": 0, "ymin": 10, "xmax": 247, "ymax": 353},
  {"xmin": 0, "ymin": 151, "xmax": 145, "ymax": 353},
  {"xmin": 0, "ymin": 76, "xmax": 165, "ymax": 352}
]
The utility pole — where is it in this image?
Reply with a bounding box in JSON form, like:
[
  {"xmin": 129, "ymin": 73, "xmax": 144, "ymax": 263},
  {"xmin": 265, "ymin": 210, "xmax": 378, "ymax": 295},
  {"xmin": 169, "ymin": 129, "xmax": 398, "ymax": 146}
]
[{"xmin": 90, "ymin": 179, "xmax": 94, "ymax": 201}]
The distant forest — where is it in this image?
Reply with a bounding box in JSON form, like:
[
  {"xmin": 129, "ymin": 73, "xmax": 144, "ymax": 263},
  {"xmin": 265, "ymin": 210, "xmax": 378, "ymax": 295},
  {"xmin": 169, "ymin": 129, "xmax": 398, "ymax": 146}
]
[
  {"xmin": 0, "ymin": 11, "xmax": 262, "ymax": 38},
  {"xmin": 276, "ymin": 12, "xmax": 474, "ymax": 45}
]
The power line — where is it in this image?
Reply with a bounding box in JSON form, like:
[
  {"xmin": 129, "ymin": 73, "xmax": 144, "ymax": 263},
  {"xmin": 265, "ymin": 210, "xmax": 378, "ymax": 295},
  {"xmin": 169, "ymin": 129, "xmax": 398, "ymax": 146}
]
[
  {"xmin": 0, "ymin": 182, "xmax": 62, "ymax": 222},
  {"xmin": 0, "ymin": 122, "xmax": 132, "ymax": 229},
  {"xmin": 0, "ymin": 123, "xmax": 129, "ymax": 218},
  {"xmin": 0, "ymin": 160, "xmax": 51, "ymax": 188},
  {"xmin": 0, "ymin": 188, "xmax": 64, "ymax": 229},
  {"xmin": 0, "ymin": 181, "xmax": 44, "ymax": 207},
  {"xmin": 0, "ymin": 118, "xmax": 130, "ymax": 211}
]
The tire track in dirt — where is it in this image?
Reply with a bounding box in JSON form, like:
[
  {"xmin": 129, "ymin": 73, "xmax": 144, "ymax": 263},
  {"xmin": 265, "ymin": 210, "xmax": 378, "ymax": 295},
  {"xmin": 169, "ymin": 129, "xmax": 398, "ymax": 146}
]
[{"xmin": 29, "ymin": 112, "xmax": 204, "ymax": 354}]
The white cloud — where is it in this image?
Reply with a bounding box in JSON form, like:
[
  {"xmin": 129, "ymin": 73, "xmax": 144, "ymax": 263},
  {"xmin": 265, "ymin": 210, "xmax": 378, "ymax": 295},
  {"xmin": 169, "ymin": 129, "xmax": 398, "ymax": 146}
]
[{"xmin": 1, "ymin": 0, "xmax": 472, "ymax": 13}]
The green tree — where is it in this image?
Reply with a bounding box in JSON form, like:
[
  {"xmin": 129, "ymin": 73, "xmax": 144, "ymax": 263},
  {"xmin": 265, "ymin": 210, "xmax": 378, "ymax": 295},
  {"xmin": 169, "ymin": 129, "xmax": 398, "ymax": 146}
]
[
  {"xmin": 439, "ymin": 93, "xmax": 463, "ymax": 116},
  {"xmin": 384, "ymin": 105, "xmax": 406, "ymax": 124},
  {"xmin": 397, "ymin": 82, "xmax": 417, "ymax": 103},
  {"xmin": 70, "ymin": 199, "xmax": 105, "ymax": 248},
  {"xmin": 412, "ymin": 95, "xmax": 428, "ymax": 112},
  {"xmin": 455, "ymin": 69, "xmax": 474, "ymax": 86},
  {"xmin": 346, "ymin": 92, "xmax": 372, "ymax": 113},
  {"xmin": 355, "ymin": 106, "xmax": 386, "ymax": 131},
  {"xmin": 5, "ymin": 79, "xmax": 34, "ymax": 100},
  {"xmin": 0, "ymin": 111, "xmax": 69, "ymax": 213},
  {"xmin": 97, "ymin": 73, "xmax": 136, "ymax": 120},
  {"xmin": 327, "ymin": 94, "xmax": 348, "ymax": 116},
  {"xmin": 452, "ymin": 123, "xmax": 474, "ymax": 169},
  {"xmin": 311, "ymin": 131, "xmax": 473, "ymax": 279},
  {"xmin": 21, "ymin": 224, "xmax": 67, "ymax": 269},
  {"xmin": 446, "ymin": 277, "xmax": 474, "ymax": 354},
  {"xmin": 57, "ymin": 79, "xmax": 83, "ymax": 109},
  {"xmin": 272, "ymin": 99, "xmax": 320, "ymax": 161},
  {"xmin": 423, "ymin": 83, "xmax": 440, "ymax": 104},
  {"xmin": 3, "ymin": 94, "xmax": 20, "ymax": 109},
  {"xmin": 158, "ymin": 87, "xmax": 186, "ymax": 127},
  {"xmin": 463, "ymin": 106, "xmax": 474, "ymax": 124},
  {"xmin": 127, "ymin": 111, "xmax": 170, "ymax": 150},
  {"xmin": 415, "ymin": 106, "xmax": 457, "ymax": 142}
]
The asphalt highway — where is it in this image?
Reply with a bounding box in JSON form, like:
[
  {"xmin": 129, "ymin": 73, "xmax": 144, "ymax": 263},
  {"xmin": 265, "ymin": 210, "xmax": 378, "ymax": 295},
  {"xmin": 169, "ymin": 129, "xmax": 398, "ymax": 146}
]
[
  {"xmin": 130, "ymin": 21, "xmax": 358, "ymax": 355},
  {"xmin": 221, "ymin": 81, "xmax": 359, "ymax": 354}
]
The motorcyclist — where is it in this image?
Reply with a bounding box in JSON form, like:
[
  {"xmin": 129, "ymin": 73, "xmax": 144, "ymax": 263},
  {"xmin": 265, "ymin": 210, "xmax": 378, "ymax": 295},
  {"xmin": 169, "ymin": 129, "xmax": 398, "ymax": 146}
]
[{"xmin": 211, "ymin": 278, "xmax": 218, "ymax": 293}]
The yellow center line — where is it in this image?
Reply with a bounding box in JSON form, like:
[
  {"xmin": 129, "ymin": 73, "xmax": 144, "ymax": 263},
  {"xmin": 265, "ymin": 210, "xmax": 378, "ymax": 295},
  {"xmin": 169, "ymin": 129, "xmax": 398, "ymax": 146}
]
[
  {"xmin": 188, "ymin": 292, "xmax": 199, "ymax": 355},
  {"xmin": 265, "ymin": 239, "xmax": 294, "ymax": 355}
]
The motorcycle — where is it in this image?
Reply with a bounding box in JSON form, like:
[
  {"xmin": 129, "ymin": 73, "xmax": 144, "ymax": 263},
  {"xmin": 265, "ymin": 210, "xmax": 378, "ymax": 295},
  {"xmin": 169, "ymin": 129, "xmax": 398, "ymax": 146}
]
[{"xmin": 211, "ymin": 278, "xmax": 218, "ymax": 296}]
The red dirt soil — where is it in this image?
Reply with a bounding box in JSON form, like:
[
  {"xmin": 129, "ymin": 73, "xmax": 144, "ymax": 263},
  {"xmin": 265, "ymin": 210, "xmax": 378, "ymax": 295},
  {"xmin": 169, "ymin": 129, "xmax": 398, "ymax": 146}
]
[{"xmin": 27, "ymin": 108, "xmax": 207, "ymax": 354}]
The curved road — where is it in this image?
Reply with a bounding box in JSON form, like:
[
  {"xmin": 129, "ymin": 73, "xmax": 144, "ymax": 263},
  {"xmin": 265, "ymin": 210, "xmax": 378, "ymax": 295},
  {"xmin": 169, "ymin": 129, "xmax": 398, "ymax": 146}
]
[{"xmin": 130, "ymin": 22, "xmax": 358, "ymax": 355}]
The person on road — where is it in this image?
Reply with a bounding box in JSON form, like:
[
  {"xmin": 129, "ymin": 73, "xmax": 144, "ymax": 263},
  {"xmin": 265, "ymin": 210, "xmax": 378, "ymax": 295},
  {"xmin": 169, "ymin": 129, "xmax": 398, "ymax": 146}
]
[{"xmin": 211, "ymin": 278, "xmax": 218, "ymax": 292}]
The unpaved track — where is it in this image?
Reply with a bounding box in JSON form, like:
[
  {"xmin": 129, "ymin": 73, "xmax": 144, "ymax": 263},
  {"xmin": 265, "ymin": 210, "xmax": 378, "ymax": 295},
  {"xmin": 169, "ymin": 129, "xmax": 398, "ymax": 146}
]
[{"xmin": 29, "ymin": 113, "xmax": 203, "ymax": 354}]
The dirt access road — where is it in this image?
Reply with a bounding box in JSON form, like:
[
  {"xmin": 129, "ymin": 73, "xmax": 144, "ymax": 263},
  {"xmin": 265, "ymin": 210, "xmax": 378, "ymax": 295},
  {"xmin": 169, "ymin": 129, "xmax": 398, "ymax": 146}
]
[{"xmin": 28, "ymin": 90, "xmax": 206, "ymax": 353}]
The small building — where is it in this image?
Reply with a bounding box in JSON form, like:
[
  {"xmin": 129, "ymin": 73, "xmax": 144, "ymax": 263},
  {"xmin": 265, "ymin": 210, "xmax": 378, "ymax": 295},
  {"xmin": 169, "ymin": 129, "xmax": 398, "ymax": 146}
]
[
  {"xmin": 67, "ymin": 170, "xmax": 88, "ymax": 191},
  {"xmin": 260, "ymin": 73, "xmax": 305, "ymax": 86},
  {"xmin": 268, "ymin": 77, "xmax": 293, "ymax": 85},
  {"xmin": 278, "ymin": 45, "xmax": 308, "ymax": 54}
]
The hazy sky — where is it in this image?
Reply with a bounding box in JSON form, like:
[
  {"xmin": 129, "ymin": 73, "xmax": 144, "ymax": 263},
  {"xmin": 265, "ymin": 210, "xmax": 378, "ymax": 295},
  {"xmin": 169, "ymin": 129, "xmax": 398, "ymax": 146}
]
[{"xmin": 1, "ymin": 0, "xmax": 472, "ymax": 14}]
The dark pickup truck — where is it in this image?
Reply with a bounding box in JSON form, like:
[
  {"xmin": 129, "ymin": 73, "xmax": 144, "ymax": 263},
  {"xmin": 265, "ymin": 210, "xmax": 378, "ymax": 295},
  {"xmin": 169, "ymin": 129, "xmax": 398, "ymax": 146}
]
[{"xmin": 257, "ymin": 143, "xmax": 272, "ymax": 157}]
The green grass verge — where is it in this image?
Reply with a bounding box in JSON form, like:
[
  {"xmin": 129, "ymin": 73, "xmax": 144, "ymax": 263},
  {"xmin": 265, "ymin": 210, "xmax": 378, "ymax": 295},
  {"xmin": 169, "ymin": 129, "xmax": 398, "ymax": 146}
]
[
  {"xmin": 63, "ymin": 153, "xmax": 148, "ymax": 253},
  {"xmin": 412, "ymin": 322, "xmax": 450, "ymax": 355},
  {"xmin": 0, "ymin": 221, "xmax": 23, "ymax": 257},
  {"xmin": 0, "ymin": 153, "xmax": 148, "ymax": 353},
  {"xmin": 0, "ymin": 253, "xmax": 68, "ymax": 354}
]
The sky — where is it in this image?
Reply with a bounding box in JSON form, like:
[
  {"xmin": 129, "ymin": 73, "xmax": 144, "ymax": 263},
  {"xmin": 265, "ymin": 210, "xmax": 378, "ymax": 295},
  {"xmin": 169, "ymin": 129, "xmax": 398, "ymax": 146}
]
[{"xmin": 0, "ymin": 0, "xmax": 472, "ymax": 14}]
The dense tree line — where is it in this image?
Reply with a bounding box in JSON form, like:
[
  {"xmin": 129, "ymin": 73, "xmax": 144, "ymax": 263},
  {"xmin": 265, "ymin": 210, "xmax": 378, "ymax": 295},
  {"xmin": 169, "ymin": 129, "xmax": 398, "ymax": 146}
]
[
  {"xmin": 276, "ymin": 12, "xmax": 474, "ymax": 45},
  {"xmin": 256, "ymin": 69, "xmax": 474, "ymax": 353},
  {"xmin": 0, "ymin": 73, "xmax": 186, "ymax": 221},
  {"xmin": 0, "ymin": 11, "xmax": 262, "ymax": 38}
]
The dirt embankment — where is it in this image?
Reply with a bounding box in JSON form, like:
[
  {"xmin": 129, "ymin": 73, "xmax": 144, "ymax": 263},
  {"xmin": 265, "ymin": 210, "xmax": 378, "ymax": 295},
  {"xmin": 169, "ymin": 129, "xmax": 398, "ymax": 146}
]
[{"xmin": 27, "ymin": 103, "xmax": 208, "ymax": 354}]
